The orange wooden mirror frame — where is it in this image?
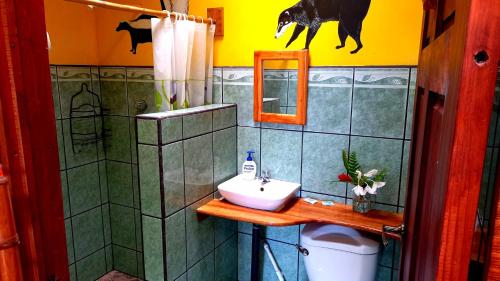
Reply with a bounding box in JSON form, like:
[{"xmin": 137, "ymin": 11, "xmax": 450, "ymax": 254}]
[{"xmin": 253, "ymin": 50, "xmax": 309, "ymax": 125}]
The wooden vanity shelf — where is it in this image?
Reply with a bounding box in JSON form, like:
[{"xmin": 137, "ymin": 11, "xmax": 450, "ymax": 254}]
[{"xmin": 197, "ymin": 198, "xmax": 404, "ymax": 240}]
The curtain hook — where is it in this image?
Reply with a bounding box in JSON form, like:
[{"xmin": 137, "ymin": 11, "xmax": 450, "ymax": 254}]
[
  {"xmin": 197, "ymin": 16, "xmax": 204, "ymax": 23},
  {"xmin": 165, "ymin": 10, "xmax": 171, "ymax": 19},
  {"xmin": 189, "ymin": 15, "xmax": 196, "ymax": 21},
  {"xmin": 209, "ymin": 18, "xmax": 214, "ymax": 25}
]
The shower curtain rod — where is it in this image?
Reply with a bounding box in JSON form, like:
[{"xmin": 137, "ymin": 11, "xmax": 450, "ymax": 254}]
[{"xmin": 64, "ymin": 0, "xmax": 216, "ymax": 23}]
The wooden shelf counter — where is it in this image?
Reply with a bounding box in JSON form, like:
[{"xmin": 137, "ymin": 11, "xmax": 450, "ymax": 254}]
[{"xmin": 197, "ymin": 198, "xmax": 404, "ymax": 240}]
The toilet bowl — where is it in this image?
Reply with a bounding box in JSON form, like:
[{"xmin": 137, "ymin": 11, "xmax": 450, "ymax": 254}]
[{"xmin": 301, "ymin": 223, "xmax": 380, "ymax": 281}]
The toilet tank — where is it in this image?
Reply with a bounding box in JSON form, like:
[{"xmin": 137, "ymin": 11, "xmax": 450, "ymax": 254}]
[{"xmin": 301, "ymin": 223, "xmax": 380, "ymax": 281}]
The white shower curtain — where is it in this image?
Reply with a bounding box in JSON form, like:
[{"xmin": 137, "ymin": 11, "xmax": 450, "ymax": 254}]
[
  {"xmin": 151, "ymin": 14, "xmax": 216, "ymax": 111},
  {"xmin": 151, "ymin": 17, "xmax": 174, "ymax": 111},
  {"xmin": 205, "ymin": 24, "xmax": 216, "ymax": 104}
]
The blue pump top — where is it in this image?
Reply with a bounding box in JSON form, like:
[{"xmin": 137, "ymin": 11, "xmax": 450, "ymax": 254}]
[{"xmin": 246, "ymin": 150, "xmax": 255, "ymax": 161}]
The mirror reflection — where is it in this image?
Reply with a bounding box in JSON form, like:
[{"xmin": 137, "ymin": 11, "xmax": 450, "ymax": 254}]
[{"xmin": 262, "ymin": 60, "xmax": 299, "ymax": 114}]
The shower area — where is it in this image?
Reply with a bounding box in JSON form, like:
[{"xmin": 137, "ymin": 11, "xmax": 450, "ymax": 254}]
[{"xmin": 48, "ymin": 1, "xmax": 229, "ymax": 279}]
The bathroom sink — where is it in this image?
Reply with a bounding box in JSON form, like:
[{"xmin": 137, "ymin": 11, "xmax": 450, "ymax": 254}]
[{"xmin": 217, "ymin": 174, "xmax": 300, "ymax": 211}]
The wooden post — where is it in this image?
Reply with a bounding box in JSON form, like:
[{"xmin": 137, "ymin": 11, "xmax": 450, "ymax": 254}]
[{"xmin": 0, "ymin": 175, "xmax": 23, "ymax": 281}]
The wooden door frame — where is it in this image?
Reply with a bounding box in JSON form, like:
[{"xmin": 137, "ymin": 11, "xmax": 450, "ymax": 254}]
[
  {"xmin": 402, "ymin": 0, "xmax": 500, "ymax": 280},
  {"xmin": 0, "ymin": 0, "xmax": 69, "ymax": 280}
]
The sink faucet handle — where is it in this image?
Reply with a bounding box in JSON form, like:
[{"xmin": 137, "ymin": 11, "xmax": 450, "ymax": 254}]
[{"xmin": 262, "ymin": 170, "xmax": 271, "ymax": 179}]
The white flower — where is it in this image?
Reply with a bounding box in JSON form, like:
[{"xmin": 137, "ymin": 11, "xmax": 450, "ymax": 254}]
[
  {"xmin": 366, "ymin": 182, "xmax": 386, "ymax": 195},
  {"xmin": 352, "ymin": 185, "xmax": 367, "ymax": 196},
  {"xmin": 364, "ymin": 169, "xmax": 379, "ymax": 177}
]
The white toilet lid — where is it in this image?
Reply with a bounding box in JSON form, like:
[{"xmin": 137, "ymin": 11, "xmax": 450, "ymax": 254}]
[{"xmin": 301, "ymin": 223, "xmax": 380, "ymax": 255}]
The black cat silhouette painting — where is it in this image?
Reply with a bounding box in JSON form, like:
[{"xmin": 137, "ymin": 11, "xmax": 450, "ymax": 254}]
[{"xmin": 275, "ymin": 0, "xmax": 371, "ymax": 53}]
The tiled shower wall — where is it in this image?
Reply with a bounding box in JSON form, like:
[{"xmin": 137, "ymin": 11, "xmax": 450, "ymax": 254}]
[
  {"xmin": 51, "ymin": 66, "xmax": 161, "ymax": 280},
  {"xmin": 51, "ymin": 66, "xmax": 112, "ymax": 280},
  {"xmin": 214, "ymin": 67, "xmax": 416, "ymax": 281},
  {"xmin": 136, "ymin": 105, "xmax": 239, "ymax": 281}
]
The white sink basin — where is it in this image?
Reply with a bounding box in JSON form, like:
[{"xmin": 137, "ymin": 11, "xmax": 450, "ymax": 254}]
[{"xmin": 217, "ymin": 174, "xmax": 300, "ymax": 211}]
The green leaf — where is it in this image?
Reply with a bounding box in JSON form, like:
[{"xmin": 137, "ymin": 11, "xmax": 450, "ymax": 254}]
[{"xmin": 154, "ymin": 90, "xmax": 162, "ymax": 111}]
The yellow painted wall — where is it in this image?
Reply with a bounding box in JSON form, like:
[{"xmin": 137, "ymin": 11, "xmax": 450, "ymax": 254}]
[
  {"xmin": 44, "ymin": 0, "xmax": 99, "ymax": 65},
  {"xmin": 190, "ymin": 0, "xmax": 423, "ymax": 66},
  {"xmin": 45, "ymin": 0, "xmax": 423, "ymax": 66}
]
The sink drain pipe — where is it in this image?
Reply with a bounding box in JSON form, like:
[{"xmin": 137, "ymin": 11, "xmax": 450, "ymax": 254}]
[{"xmin": 263, "ymin": 241, "xmax": 286, "ymax": 281}]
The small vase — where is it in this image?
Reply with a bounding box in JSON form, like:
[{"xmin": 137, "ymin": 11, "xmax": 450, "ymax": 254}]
[{"xmin": 352, "ymin": 195, "xmax": 371, "ymax": 214}]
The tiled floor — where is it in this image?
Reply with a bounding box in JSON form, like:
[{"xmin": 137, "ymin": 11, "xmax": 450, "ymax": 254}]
[{"xmin": 98, "ymin": 271, "xmax": 141, "ymax": 281}]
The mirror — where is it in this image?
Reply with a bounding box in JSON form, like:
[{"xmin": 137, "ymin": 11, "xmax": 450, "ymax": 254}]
[
  {"xmin": 254, "ymin": 50, "xmax": 309, "ymax": 125},
  {"xmin": 262, "ymin": 60, "xmax": 298, "ymax": 114}
]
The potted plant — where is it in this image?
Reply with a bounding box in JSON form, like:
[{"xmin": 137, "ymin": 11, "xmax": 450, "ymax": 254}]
[{"xmin": 338, "ymin": 150, "xmax": 386, "ymax": 214}]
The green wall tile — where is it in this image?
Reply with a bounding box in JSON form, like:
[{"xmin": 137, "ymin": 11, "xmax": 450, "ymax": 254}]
[
  {"xmin": 165, "ymin": 209, "xmax": 187, "ymax": 281},
  {"xmin": 302, "ymin": 132, "xmax": 349, "ymax": 196},
  {"xmin": 137, "ymin": 118, "xmax": 158, "ymax": 145},
  {"xmin": 127, "ymin": 76, "xmax": 156, "ymax": 116},
  {"xmin": 405, "ymin": 68, "xmax": 417, "ymax": 140},
  {"xmin": 213, "ymin": 107, "xmax": 236, "ymax": 131},
  {"xmin": 75, "ymin": 249, "xmax": 106, "ymax": 281},
  {"xmin": 261, "ymin": 129, "xmax": 302, "ymax": 183},
  {"xmin": 186, "ymin": 196, "xmax": 214, "ymax": 268},
  {"xmin": 65, "ymin": 218, "xmax": 75, "ymax": 264},
  {"xmin": 110, "ymin": 204, "xmax": 137, "ymax": 249},
  {"xmin": 305, "ymin": 69, "xmax": 353, "ymax": 134},
  {"xmin": 69, "ymin": 264, "xmax": 77, "ymax": 281},
  {"xmin": 67, "ymin": 163, "xmax": 101, "ymax": 214},
  {"xmin": 104, "ymin": 116, "xmax": 132, "ymax": 162},
  {"xmin": 62, "ymin": 119, "xmax": 98, "ymax": 168},
  {"xmin": 139, "ymin": 144, "xmax": 161, "ymax": 217},
  {"xmin": 183, "ymin": 111, "xmax": 213, "ymax": 139},
  {"xmin": 135, "ymin": 209, "xmax": 143, "ymax": 252},
  {"xmin": 72, "ymin": 207, "xmax": 104, "ymax": 260},
  {"xmin": 352, "ymin": 68, "xmax": 409, "ymax": 138},
  {"xmin": 107, "ymin": 161, "xmax": 134, "ymax": 207},
  {"xmin": 349, "ymin": 136, "xmax": 403, "ymax": 205},
  {"xmin": 57, "ymin": 66, "xmax": 92, "ymax": 119},
  {"xmin": 100, "ymin": 68, "xmax": 128, "ymax": 115},
  {"xmin": 215, "ymin": 235, "xmax": 238, "ymax": 281},
  {"xmin": 215, "ymin": 217, "xmax": 236, "ymax": 247},
  {"xmin": 400, "ymin": 141, "xmax": 410, "ymax": 208},
  {"xmin": 102, "ymin": 204, "xmax": 111, "ymax": 245},
  {"xmin": 130, "ymin": 117, "xmax": 138, "ymax": 163},
  {"xmin": 238, "ymin": 233, "xmax": 252, "ymax": 281},
  {"xmin": 237, "ymin": 126, "xmax": 261, "ymax": 177},
  {"xmin": 184, "ymin": 135, "xmax": 214, "ymax": 205},
  {"xmin": 113, "ymin": 245, "xmax": 138, "ymax": 277},
  {"xmin": 163, "ymin": 142, "xmax": 185, "ymax": 216},
  {"xmin": 105, "ymin": 245, "xmax": 113, "ymax": 272},
  {"xmin": 137, "ymin": 252, "xmax": 145, "ymax": 279},
  {"xmin": 61, "ymin": 171, "xmax": 70, "ymax": 218},
  {"xmin": 161, "ymin": 117, "xmax": 183, "ymax": 145},
  {"xmin": 376, "ymin": 266, "xmax": 392, "ymax": 281},
  {"xmin": 143, "ymin": 215, "xmax": 164, "ymax": 281},
  {"xmin": 132, "ymin": 164, "xmax": 141, "ymax": 209},
  {"xmin": 213, "ymin": 127, "xmax": 237, "ymax": 187},
  {"xmin": 263, "ymin": 225, "xmax": 300, "ymax": 245},
  {"xmin": 98, "ymin": 161, "xmax": 108, "ymax": 203},
  {"xmin": 261, "ymin": 240, "xmax": 298, "ymax": 281},
  {"xmin": 56, "ymin": 120, "xmax": 66, "ymax": 170},
  {"xmin": 187, "ymin": 252, "xmax": 214, "ymax": 281},
  {"xmin": 223, "ymin": 82, "xmax": 257, "ymax": 127}
]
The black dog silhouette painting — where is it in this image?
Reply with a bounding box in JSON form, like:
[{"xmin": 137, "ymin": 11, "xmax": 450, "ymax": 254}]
[
  {"xmin": 275, "ymin": 0, "xmax": 371, "ymax": 53},
  {"xmin": 116, "ymin": 14, "xmax": 156, "ymax": 54}
]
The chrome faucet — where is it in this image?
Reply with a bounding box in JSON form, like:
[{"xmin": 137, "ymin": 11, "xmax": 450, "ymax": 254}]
[{"xmin": 260, "ymin": 170, "xmax": 271, "ymax": 184}]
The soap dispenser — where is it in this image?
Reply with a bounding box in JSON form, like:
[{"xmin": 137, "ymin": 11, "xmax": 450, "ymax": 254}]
[{"xmin": 242, "ymin": 150, "xmax": 257, "ymax": 180}]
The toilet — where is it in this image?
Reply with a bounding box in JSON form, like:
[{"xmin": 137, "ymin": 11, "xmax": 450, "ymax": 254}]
[{"xmin": 301, "ymin": 223, "xmax": 380, "ymax": 281}]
